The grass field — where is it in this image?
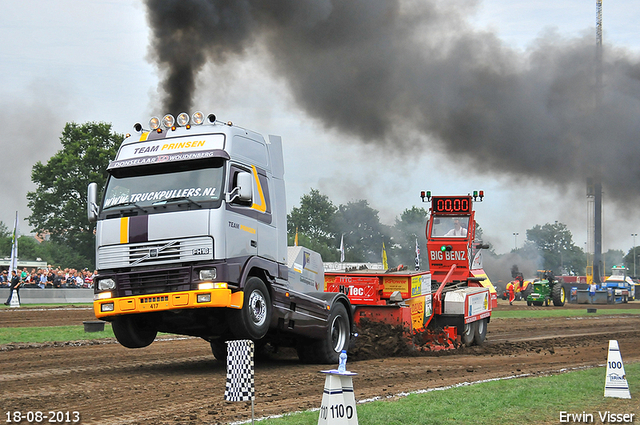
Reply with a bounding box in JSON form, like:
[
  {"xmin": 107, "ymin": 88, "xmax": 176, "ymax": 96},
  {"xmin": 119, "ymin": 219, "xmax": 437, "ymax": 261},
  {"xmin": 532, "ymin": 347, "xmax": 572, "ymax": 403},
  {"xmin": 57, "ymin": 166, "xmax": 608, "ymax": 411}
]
[
  {"xmin": 0, "ymin": 324, "xmax": 115, "ymax": 345},
  {"xmin": 257, "ymin": 363, "xmax": 639, "ymax": 425}
]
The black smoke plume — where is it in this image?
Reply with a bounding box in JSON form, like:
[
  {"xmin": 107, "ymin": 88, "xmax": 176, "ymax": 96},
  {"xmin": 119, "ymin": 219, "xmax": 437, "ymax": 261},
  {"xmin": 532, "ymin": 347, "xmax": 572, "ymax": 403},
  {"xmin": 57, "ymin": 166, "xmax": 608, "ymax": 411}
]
[{"xmin": 144, "ymin": 0, "xmax": 640, "ymax": 205}]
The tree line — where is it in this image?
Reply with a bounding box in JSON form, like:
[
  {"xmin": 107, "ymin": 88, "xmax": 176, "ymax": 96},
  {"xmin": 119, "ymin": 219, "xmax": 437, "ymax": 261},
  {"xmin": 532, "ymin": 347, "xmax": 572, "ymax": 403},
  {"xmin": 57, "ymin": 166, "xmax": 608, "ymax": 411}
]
[{"xmin": 287, "ymin": 189, "xmax": 429, "ymax": 267}]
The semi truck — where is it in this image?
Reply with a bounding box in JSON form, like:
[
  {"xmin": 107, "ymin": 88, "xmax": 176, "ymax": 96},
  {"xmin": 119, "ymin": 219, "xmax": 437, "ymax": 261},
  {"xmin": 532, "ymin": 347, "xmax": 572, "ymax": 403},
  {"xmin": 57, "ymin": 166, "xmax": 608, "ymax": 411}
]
[
  {"xmin": 87, "ymin": 112, "xmax": 352, "ymax": 363},
  {"xmin": 603, "ymin": 265, "xmax": 634, "ymax": 303},
  {"xmin": 325, "ymin": 192, "xmax": 496, "ymax": 348}
]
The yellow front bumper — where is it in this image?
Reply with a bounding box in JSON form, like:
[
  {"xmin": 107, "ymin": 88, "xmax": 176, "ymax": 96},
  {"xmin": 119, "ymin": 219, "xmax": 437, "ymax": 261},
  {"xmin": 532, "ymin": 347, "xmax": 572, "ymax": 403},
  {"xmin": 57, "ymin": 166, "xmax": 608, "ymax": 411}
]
[{"xmin": 94, "ymin": 288, "xmax": 244, "ymax": 319}]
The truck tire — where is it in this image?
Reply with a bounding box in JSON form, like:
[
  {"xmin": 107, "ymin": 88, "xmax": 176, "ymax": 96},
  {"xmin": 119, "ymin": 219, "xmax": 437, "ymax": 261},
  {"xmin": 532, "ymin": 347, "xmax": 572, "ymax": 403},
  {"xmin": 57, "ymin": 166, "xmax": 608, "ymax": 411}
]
[
  {"xmin": 298, "ymin": 303, "xmax": 350, "ymax": 364},
  {"xmin": 552, "ymin": 284, "xmax": 565, "ymax": 306},
  {"xmin": 229, "ymin": 277, "xmax": 272, "ymax": 340},
  {"xmin": 210, "ymin": 340, "xmax": 227, "ymax": 361},
  {"xmin": 473, "ymin": 318, "xmax": 488, "ymax": 345},
  {"xmin": 461, "ymin": 321, "xmax": 476, "ymax": 346},
  {"xmin": 112, "ymin": 316, "xmax": 157, "ymax": 349}
]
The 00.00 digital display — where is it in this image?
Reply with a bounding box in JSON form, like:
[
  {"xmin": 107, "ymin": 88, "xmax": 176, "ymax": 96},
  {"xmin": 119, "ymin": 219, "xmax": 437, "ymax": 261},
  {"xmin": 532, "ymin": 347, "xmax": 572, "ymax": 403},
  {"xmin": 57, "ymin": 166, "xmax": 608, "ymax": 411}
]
[{"xmin": 432, "ymin": 196, "xmax": 471, "ymax": 213}]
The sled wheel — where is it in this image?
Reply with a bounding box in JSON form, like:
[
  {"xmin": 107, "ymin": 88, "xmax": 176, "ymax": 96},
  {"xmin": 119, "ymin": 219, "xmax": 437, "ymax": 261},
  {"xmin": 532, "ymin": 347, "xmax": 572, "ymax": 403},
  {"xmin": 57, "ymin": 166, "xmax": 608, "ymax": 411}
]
[
  {"xmin": 461, "ymin": 321, "xmax": 476, "ymax": 346},
  {"xmin": 473, "ymin": 318, "xmax": 488, "ymax": 345}
]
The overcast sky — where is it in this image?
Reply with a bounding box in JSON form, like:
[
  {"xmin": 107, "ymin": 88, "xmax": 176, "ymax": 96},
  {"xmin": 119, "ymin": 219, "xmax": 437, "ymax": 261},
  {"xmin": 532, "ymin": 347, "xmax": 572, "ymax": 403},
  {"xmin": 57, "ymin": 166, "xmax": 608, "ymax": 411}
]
[{"xmin": 1, "ymin": 0, "xmax": 639, "ymax": 257}]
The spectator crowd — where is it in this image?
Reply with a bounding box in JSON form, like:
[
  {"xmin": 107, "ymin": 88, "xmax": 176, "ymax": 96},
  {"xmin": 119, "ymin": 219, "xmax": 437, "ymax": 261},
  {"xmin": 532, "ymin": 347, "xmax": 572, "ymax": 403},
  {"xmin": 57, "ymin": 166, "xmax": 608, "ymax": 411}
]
[{"xmin": 0, "ymin": 266, "xmax": 95, "ymax": 289}]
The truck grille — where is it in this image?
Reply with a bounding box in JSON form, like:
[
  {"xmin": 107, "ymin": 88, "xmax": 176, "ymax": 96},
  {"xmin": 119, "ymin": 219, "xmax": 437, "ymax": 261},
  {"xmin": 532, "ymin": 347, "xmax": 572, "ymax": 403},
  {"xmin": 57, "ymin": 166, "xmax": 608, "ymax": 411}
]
[
  {"xmin": 98, "ymin": 237, "xmax": 213, "ymax": 269},
  {"xmin": 118, "ymin": 267, "xmax": 192, "ymax": 296}
]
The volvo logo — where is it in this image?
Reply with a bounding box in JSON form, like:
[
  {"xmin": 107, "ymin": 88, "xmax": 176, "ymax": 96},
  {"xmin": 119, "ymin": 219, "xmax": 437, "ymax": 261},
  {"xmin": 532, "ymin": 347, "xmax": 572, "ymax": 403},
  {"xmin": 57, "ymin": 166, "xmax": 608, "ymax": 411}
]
[{"xmin": 131, "ymin": 241, "xmax": 178, "ymax": 266}]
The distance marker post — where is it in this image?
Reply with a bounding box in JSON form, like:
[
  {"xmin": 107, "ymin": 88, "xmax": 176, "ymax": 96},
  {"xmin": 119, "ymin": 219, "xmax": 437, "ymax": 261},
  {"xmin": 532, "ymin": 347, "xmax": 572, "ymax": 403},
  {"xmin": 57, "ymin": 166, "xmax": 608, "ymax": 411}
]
[
  {"xmin": 604, "ymin": 340, "xmax": 631, "ymax": 399},
  {"xmin": 318, "ymin": 370, "xmax": 358, "ymax": 425},
  {"xmin": 9, "ymin": 289, "xmax": 20, "ymax": 308}
]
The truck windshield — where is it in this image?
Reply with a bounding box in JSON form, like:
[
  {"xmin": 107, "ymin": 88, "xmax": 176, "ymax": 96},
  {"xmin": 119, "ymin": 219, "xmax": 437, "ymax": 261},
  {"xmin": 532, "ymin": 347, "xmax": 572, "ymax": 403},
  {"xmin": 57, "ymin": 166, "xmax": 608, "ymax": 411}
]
[
  {"xmin": 431, "ymin": 216, "xmax": 469, "ymax": 238},
  {"xmin": 102, "ymin": 163, "xmax": 224, "ymax": 212}
]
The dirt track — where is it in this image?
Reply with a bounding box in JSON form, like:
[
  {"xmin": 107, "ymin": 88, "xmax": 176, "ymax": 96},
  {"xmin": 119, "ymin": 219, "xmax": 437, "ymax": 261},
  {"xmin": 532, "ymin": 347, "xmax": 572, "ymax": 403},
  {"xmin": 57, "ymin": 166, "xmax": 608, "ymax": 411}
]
[{"xmin": 1, "ymin": 301, "xmax": 639, "ymax": 424}]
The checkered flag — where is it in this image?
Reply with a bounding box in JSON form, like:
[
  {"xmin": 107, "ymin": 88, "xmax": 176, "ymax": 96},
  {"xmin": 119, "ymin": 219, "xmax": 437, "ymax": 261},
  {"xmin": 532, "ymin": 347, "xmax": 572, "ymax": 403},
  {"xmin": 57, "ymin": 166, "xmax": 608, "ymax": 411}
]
[{"xmin": 224, "ymin": 340, "xmax": 255, "ymax": 402}]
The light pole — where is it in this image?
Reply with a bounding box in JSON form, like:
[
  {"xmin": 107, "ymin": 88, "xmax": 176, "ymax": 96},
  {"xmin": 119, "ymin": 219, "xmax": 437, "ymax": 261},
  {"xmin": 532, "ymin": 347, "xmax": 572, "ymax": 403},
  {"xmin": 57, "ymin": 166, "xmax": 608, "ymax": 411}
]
[
  {"xmin": 513, "ymin": 232, "xmax": 519, "ymax": 250},
  {"xmin": 632, "ymin": 233, "xmax": 638, "ymax": 276}
]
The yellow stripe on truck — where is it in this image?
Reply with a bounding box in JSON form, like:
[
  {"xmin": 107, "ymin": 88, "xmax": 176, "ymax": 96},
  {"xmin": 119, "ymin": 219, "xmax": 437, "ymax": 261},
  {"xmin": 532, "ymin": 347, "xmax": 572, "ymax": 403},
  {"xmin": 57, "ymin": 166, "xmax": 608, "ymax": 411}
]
[
  {"xmin": 251, "ymin": 165, "xmax": 267, "ymax": 213},
  {"xmin": 94, "ymin": 288, "xmax": 245, "ymax": 319},
  {"xmin": 120, "ymin": 217, "xmax": 129, "ymax": 244}
]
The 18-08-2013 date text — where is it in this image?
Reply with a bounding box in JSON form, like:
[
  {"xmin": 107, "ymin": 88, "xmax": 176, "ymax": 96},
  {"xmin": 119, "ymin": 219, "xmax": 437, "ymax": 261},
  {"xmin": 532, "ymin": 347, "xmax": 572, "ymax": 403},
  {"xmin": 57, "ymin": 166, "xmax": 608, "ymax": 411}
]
[{"xmin": 5, "ymin": 411, "xmax": 81, "ymax": 423}]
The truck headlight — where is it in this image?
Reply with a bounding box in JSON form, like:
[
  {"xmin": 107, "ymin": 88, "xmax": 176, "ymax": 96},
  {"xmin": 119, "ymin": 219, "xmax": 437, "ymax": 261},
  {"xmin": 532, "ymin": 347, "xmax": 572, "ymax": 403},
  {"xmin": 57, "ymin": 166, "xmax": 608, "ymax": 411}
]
[
  {"xmin": 149, "ymin": 117, "xmax": 161, "ymax": 130},
  {"xmin": 192, "ymin": 111, "xmax": 205, "ymax": 125},
  {"xmin": 162, "ymin": 114, "xmax": 175, "ymax": 128},
  {"xmin": 101, "ymin": 303, "xmax": 114, "ymax": 312},
  {"xmin": 177, "ymin": 112, "xmax": 189, "ymax": 126},
  {"xmin": 97, "ymin": 278, "xmax": 116, "ymax": 291},
  {"xmin": 96, "ymin": 291, "xmax": 112, "ymax": 300},
  {"xmin": 198, "ymin": 282, "xmax": 227, "ymax": 290},
  {"xmin": 197, "ymin": 293, "xmax": 212, "ymax": 303},
  {"xmin": 199, "ymin": 268, "xmax": 217, "ymax": 280}
]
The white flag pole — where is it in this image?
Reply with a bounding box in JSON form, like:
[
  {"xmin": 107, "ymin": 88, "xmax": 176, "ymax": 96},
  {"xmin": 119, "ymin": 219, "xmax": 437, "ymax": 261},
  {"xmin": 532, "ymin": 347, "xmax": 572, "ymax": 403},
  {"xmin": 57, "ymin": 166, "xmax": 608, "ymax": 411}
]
[{"xmin": 8, "ymin": 211, "xmax": 19, "ymax": 278}]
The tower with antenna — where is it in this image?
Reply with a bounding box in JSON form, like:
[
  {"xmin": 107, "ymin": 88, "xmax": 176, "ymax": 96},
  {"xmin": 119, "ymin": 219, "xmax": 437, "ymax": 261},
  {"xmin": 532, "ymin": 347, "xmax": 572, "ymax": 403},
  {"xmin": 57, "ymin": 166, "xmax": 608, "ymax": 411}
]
[
  {"xmin": 596, "ymin": 0, "xmax": 603, "ymax": 105},
  {"xmin": 588, "ymin": 0, "xmax": 604, "ymax": 285}
]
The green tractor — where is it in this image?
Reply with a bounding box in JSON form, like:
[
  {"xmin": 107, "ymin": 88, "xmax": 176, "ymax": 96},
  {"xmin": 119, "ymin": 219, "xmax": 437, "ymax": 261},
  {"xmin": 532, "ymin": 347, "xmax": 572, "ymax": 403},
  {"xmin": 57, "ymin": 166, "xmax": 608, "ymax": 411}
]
[{"xmin": 526, "ymin": 270, "xmax": 566, "ymax": 307}]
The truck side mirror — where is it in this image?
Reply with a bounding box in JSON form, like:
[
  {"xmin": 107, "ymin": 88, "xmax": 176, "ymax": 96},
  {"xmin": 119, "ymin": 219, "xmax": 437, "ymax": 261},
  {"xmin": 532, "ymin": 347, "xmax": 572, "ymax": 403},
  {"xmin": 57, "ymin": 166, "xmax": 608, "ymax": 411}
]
[
  {"xmin": 87, "ymin": 182, "xmax": 98, "ymax": 223},
  {"xmin": 227, "ymin": 171, "xmax": 253, "ymax": 204}
]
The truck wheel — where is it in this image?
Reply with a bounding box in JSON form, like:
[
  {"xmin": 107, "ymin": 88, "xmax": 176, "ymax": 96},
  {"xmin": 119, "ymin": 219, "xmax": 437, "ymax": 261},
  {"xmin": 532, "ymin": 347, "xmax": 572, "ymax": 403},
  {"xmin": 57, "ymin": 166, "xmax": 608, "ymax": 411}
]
[
  {"xmin": 112, "ymin": 316, "xmax": 157, "ymax": 349},
  {"xmin": 210, "ymin": 339, "xmax": 227, "ymax": 361},
  {"xmin": 296, "ymin": 340, "xmax": 317, "ymax": 364},
  {"xmin": 461, "ymin": 321, "xmax": 476, "ymax": 346},
  {"xmin": 552, "ymin": 284, "xmax": 566, "ymax": 306},
  {"xmin": 299, "ymin": 303, "xmax": 350, "ymax": 364},
  {"xmin": 527, "ymin": 300, "xmax": 532, "ymax": 306},
  {"xmin": 473, "ymin": 318, "xmax": 488, "ymax": 345},
  {"xmin": 229, "ymin": 277, "xmax": 272, "ymax": 340}
]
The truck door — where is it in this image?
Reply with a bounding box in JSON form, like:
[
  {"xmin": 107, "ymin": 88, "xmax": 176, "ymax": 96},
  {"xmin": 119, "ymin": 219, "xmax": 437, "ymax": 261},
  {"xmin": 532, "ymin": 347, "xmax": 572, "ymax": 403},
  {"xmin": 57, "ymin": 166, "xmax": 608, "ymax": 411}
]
[
  {"xmin": 225, "ymin": 164, "xmax": 275, "ymax": 260},
  {"xmin": 225, "ymin": 164, "xmax": 259, "ymax": 259}
]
